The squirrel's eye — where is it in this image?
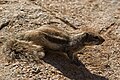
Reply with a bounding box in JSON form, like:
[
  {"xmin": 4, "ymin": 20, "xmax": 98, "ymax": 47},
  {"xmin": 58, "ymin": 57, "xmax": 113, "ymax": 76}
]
[{"xmin": 94, "ymin": 36, "xmax": 99, "ymax": 39}]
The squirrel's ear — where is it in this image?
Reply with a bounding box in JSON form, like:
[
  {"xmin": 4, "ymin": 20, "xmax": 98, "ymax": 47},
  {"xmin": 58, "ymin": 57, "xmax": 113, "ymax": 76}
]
[{"xmin": 83, "ymin": 32, "xmax": 89, "ymax": 37}]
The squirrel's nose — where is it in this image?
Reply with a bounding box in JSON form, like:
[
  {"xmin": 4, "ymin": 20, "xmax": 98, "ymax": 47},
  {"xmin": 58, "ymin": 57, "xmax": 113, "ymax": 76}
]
[
  {"xmin": 99, "ymin": 38, "xmax": 105, "ymax": 45},
  {"xmin": 102, "ymin": 38, "xmax": 105, "ymax": 43},
  {"xmin": 96, "ymin": 37, "xmax": 105, "ymax": 45}
]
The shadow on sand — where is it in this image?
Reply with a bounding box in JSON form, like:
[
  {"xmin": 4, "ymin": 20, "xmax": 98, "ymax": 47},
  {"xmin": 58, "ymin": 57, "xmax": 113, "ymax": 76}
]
[{"xmin": 43, "ymin": 52, "xmax": 108, "ymax": 80}]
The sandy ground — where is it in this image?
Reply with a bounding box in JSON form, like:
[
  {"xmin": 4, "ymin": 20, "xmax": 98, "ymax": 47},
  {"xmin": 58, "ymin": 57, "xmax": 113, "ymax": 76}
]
[{"xmin": 0, "ymin": 0, "xmax": 120, "ymax": 80}]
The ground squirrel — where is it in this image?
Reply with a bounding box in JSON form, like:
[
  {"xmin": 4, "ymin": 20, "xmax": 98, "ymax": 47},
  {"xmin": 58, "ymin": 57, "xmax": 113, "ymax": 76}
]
[
  {"xmin": 11, "ymin": 25, "xmax": 105, "ymax": 65},
  {"xmin": 1, "ymin": 25, "xmax": 105, "ymax": 65}
]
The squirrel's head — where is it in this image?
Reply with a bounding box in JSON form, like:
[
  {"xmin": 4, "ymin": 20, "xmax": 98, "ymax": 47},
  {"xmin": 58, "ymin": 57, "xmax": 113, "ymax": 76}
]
[{"xmin": 82, "ymin": 32, "xmax": 105, "ymax": 46}]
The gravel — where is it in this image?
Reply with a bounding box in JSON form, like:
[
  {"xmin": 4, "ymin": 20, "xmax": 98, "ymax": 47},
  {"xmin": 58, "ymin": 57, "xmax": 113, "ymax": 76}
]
[{"xmin": 0, "ymin": 0, "xmax": 120, "ymax": 80}]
